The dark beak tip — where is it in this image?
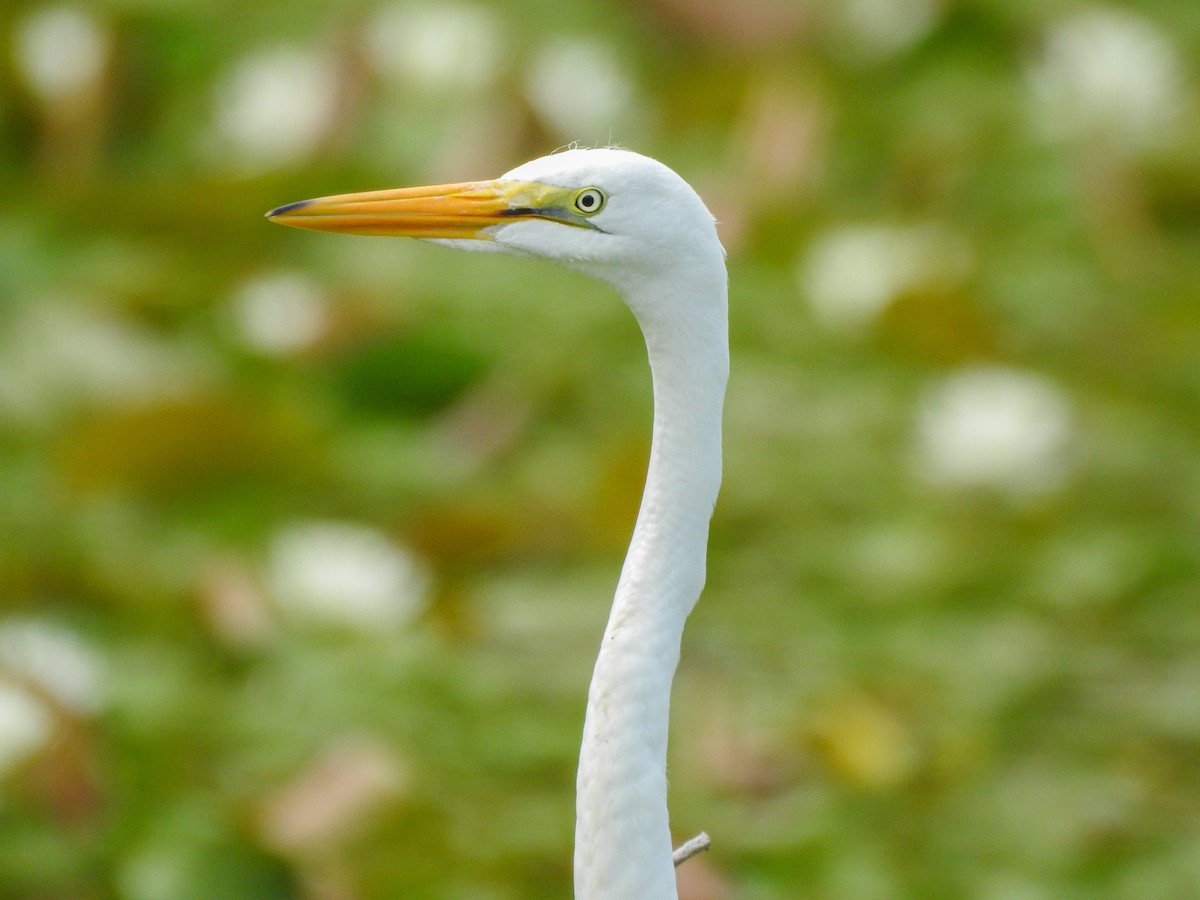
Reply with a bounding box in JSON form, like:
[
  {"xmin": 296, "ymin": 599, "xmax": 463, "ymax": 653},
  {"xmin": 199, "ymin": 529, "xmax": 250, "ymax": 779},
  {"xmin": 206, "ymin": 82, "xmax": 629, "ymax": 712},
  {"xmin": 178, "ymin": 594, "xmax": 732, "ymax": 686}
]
[{"xmin": 266, "ymin": 199, "xmax": 311, "ymax": 220}]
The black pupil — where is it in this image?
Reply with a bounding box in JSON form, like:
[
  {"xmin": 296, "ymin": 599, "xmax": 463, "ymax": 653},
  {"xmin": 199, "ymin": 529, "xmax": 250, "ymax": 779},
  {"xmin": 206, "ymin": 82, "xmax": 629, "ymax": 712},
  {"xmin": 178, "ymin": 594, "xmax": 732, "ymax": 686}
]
[{"xmin": 580, "ymin": 193, "xmax": 596, "ymax": 209}]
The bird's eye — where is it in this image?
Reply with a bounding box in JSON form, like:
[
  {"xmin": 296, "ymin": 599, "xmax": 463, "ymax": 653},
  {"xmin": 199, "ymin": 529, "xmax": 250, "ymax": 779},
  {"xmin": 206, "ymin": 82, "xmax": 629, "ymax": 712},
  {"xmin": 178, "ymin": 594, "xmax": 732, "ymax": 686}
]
[{"xmin": 573, "ymin": 188, "xmax": 606, "ymax": 216}]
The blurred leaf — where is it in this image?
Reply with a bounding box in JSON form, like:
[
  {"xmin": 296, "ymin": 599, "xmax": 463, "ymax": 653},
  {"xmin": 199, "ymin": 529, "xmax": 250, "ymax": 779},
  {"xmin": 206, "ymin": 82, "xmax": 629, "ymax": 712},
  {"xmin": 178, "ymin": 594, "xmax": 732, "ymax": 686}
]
[
  {"xmin": 56, "ymin": 392, "xmax": 319, "ymax": 499},
  {"xmin": 325, "ymin": 328, "xmax": 488, "ymax": 418}
]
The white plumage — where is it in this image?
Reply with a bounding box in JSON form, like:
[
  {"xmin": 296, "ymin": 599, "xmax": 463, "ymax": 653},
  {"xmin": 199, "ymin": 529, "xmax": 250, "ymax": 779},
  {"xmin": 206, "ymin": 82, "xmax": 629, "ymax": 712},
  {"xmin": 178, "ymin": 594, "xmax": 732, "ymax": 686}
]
[{"xmin": 270, "ymin": 148, "xmax": 728, "ymax": 899}]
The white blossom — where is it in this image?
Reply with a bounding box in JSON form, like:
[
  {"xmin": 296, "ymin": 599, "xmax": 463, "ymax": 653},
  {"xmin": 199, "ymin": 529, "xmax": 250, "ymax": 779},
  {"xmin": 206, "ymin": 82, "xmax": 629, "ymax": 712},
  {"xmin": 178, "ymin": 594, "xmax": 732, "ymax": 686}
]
[
  {"xmin": 0, "ymin": 303, "xmax": 209, "ymax": 424},
  {"xmin": 367, "ymin": 2, "xmax": 503, "ymax": 92},
  {"xmin": 0, "ymin": 683, "xmax": 52, "ymax": 775},
  {"xmin": 230, "ymin": 270, "xmax": 329, "ymax": 356},
  {"xmin": 212, "ymin": 45, "xmax": 339, "ymax": 172},
  {"xmin": 839, "ymin": 0, "xmax": 942, "ymax": 60},
  {"xmin": 0, "ymin": 618, "xmax": 105, "ymax": 714},
  {"xmin": 13, "ymin": 6, "xmax": 109, "ymax": 104},
  {"xmin": 801, "ymin": 223, "xmax": 970, "ymax": 334},
  {"xmin": 268, "ymin": 521, "xmax": 429, "ymax": 631},
  {"xmin": 1030, "ymin": 9, "xmax": 1185, "ymax": 150},
  {"xmin": 524, "ymin": 38, "xmax": 635, "ymax": 140},
  {"xmin": 915, "ymin": 366, "xmax": 1072, "ymax": 497}
]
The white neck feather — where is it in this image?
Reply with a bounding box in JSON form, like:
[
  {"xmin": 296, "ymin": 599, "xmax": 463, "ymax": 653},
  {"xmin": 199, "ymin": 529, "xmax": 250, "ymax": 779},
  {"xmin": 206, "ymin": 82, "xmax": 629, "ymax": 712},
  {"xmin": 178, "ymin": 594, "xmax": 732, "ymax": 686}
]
[{"xmin": 574, "ymin": 264, "xmax": 728, "ymax": 900}]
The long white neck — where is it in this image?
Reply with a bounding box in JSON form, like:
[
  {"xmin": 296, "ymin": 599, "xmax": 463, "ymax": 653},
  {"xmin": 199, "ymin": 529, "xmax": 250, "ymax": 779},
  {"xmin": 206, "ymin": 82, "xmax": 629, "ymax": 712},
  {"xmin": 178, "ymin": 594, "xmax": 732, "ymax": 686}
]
[{"xmin": 574, "ymin": 266, "xmax": 728, "ymax": 900}]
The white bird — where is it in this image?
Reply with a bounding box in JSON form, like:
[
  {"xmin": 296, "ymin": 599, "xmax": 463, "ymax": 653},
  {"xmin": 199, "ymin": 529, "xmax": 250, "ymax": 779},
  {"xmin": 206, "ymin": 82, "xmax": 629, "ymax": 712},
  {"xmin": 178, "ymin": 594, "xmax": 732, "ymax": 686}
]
[{"xmin": 269, "ymin": 148, "xmax": 728, "ymax": 899}]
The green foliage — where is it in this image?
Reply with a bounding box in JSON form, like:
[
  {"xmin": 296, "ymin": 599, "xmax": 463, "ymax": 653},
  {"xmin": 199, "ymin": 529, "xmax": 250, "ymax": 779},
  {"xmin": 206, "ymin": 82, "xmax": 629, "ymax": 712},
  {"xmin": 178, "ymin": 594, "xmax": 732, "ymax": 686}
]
[{"xmin": 1, "ymin": 1, "xmax": 1199, "ymax": 897}]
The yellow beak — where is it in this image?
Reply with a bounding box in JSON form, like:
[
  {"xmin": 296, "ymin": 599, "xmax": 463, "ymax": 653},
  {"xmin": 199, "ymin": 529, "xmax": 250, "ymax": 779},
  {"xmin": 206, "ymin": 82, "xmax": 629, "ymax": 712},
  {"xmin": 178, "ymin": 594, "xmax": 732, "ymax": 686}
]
[{"xmin": 266, "ymin": 180, "xmax": 555, "ymax": 239}]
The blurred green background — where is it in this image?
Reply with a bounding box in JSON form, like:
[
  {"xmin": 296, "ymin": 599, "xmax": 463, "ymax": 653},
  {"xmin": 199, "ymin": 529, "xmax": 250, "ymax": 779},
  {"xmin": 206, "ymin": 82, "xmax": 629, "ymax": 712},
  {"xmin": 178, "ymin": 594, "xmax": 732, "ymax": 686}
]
[{"xmin": 2, "ymin": 0, "xmax": 1199, "ymax": 897}]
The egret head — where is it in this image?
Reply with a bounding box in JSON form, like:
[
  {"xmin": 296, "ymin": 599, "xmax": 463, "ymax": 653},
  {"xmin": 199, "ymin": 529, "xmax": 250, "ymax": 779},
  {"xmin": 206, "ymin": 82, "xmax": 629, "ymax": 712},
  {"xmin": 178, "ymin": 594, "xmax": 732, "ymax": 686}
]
[{"xmin": 267, "ymin": 148, "xmax": 724, "ymax": 297}]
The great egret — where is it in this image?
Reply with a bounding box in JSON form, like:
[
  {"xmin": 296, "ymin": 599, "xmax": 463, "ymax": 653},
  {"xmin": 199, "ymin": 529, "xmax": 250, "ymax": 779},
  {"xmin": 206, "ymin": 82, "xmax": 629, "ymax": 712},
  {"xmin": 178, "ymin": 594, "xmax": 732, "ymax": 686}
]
[{"xmin": 269, "ymin": 148, "xmax": 727, "ymax": 899}]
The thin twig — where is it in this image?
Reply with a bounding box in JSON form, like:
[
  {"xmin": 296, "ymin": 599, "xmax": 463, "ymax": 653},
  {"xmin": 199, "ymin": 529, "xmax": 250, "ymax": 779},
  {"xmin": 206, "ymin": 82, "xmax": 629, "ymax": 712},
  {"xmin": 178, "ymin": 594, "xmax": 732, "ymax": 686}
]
[{"xmin": 672, "ymin": 831, "xmax": 711, "ymax": 868}]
